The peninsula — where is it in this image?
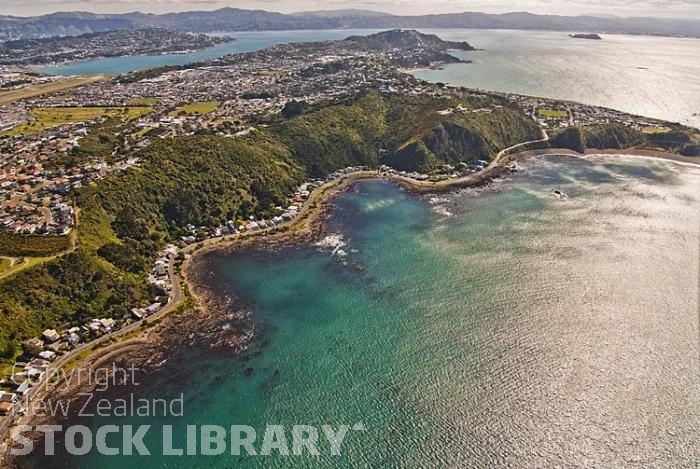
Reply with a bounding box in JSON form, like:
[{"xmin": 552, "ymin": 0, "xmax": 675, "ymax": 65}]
[
  {"xmin": 0, "ymin": 28, "xmax": 235, "ymax": 65},
  {"xmin": 0, "ymin": 30, "xmax": 698, "ymax": 462}
]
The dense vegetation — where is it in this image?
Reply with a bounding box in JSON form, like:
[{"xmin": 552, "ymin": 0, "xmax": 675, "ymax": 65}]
[
  {"xmin": 0, "ymin": 233, "xmax": 72, "ymax": 257},
  {"xmin": 342, "ymin": 29, "xmax": 474, "ymax": 52},
  {"xmin": 2, "ymin": 90, "xmax": 695, "ymax": 364},
  {"xmin": 274, "ymin": 92, "xmax": 542, "ymax": 174},
  {"xmin": 549, "ymin": 123, "xmax": 699, "ymax": 155},
  {"xmin": 0, "ymin": 251, "xmax": 156, "ymax": 361},
  {"xmin": 87, "ymin": 133, "xmax": 304, "ymax": 233}
]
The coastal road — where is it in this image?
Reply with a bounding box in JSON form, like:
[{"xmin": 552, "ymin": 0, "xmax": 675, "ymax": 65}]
[
  {"xmin": 388, "ymin": 130, "xmax": 550, "ymax": 192},
  {"xmin": 0, "ymin": 136, "xmax": 551, "ymax": 453},
  {"xmin": 0, "ymin": 255, "xmax": 183, "ymax": 454},
  {"xmin": 494, "ymin": 129, "xmax": 550, "ymax": 162}
]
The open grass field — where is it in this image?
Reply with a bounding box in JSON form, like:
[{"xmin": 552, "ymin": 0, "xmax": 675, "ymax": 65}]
[
  {"xmin": 641, "ymin": 126, "xmax": 671, "ymax": 134},
  {"xmin": 172, "ymin": 101, "xmax": 220, "ymax": 115},
  {"xmin": 537, "ymin": 108, "xmax": 569, "ymax": 119},
  {"xmin": 0, "ymin": 75, "xmax": 105, "ymax": 106},
  {"xmin": 0, "ymin": 257, "xmax": 11, "ymax": 275},
  {"xmin": 2, "ymin": 105, "xmax": 153, "ymax": 137},
  {"xmin": 0, "ymin": 254, "xmax": 69, "ymax": 281}
]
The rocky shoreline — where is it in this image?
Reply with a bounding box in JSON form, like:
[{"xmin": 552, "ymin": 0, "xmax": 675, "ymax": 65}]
[{"xmin": 4, "ymin": 148, "xmax": 698, "ymax": 467}]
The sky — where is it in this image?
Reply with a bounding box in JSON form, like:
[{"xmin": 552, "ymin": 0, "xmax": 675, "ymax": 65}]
[{"xmin": 0, "ymin": 0, "xmax": 698, "ymax": 19}]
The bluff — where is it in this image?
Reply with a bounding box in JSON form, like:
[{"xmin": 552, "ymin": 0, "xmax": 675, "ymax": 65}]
[{"xmin": 549, "ymin": 124, "xmax": 698, "ymax": 155}]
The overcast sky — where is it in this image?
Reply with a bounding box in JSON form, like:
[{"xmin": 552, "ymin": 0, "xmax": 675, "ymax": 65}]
[{"xmin": 1, "ymin": 0, "xmax": 698, "ymax": 19}]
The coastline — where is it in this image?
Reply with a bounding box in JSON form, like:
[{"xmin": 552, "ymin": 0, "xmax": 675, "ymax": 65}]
[
  {"xmin": 176, "ymin": 145, "xmax": 700, "ymax": 363},
  {"xmin": 2, "ymin": 146, "xmax": 697, "ymax": 465},
  {"xmin": 179, "ymin": 145, "xmax": 699, "ymax": 354}
]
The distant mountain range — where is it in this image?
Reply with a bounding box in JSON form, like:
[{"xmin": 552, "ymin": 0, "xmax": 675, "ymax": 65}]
[{"xmin": 0, "ymin": 8, "xmax": 698, "ymax": 41}]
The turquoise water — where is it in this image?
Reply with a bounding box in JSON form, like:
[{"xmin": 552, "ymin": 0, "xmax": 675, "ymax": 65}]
[{"xmin": 27, "ymin": 155, "xmax": 699, "ymax": 468}]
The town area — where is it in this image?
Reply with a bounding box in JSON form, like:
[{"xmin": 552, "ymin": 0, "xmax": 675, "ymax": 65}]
[{"xmin": 0, "ymin": 30, "xmax": 685, "ymax": 423}]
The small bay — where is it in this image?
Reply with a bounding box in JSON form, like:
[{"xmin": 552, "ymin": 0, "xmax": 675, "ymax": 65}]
[{"xmin": 27, "ymin": 154, "xmax": 700, "ymax": 468}]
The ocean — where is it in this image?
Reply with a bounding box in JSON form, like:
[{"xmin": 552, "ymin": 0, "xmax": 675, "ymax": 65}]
[
  {"xmin": 24, "ymin": 154, "xmax": 700, "ymax": 468},
  {"xmin": 37, "ymin": 29, "xmax": 700, "ymax": 128},
  {"xmin": 413, "ymin": 30, "xmax": 700, "ymax": 129}
]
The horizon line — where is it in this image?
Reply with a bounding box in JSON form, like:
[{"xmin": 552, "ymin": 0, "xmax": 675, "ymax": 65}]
[{"xmin": 0, "ymin": 7, "xmax": 694, "ymax": 22}]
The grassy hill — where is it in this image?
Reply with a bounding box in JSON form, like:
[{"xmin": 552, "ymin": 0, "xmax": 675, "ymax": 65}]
[
  {"xmin": 549, "ymin": 123, "xmax": 699, "ymax": 155},
  {"xmin": 342, "ymin": 29, "xmax": 474, "ymax": 52},
  {"xmin": 273, "ymin": 91, "xmax": 542, "ymax": 174},
  {"xmin": 11, "ymin": 91, "xmax": 688, "ymax": 364}
]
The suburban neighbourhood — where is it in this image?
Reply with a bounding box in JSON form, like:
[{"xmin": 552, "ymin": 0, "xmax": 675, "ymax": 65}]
[{"xmin": 0, "ymin": 28, "xmax": 695, "ymax": 453}]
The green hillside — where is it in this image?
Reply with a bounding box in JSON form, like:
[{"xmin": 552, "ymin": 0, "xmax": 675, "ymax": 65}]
[
  {"xmin": 274, "ymin": 91, "xmax": 542, "ymax": 174},
  {"xmin": 8, "ymin": 90, "xmax": 682, "ymax": 364},
  {"xmin": 549, "ymin": 123, "xmax": 699, "ymax": 155}
]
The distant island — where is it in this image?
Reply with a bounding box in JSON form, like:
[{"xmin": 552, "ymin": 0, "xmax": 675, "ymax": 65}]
[
  {"xmin": 570, "ymin": 33, "xmax": 603, "ymax": 40},
  {"xmin": 0, "ymin": 31, "xmax": 698, "ymax": 443}
]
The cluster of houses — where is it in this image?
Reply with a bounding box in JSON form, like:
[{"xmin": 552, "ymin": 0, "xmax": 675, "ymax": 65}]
[
  {"xmin": 138, "ymin": 244, "xmax": 179, "ymax": 320},
  {"xmin": 1, "ymin": 196, "xmax": 74, "ymax": 235},
  {"xmin": 0, "ymin": 320, "xmax": 119, "ymax": 416},
  {"xmin": 178, "ymin": 167, "xmax": 367, "ymax": 242},
  {"xmin": 9, "ymin": 44, "xmax": 426, "ymax": 142},
  {"xmin": 437, "ymin": 104, "xmax": 503, "ymax": 116},
  {"xmin": 142, "ymin": 243, "xmax": 178, "ymax": 314},
  {"xmin": 0, "ymin": 315, "xmax": 166, "ymax": 417},
  {"xmin": 509, "ymin": 94, "xmax": 669, "ymax": 132},
  {"xmin": 0, "ymin": 117, "xmax": 143, "ymax": 235},
  {"xmin": 0, "ymin": 104, "xmax": 28, "ymax": 133},
  {"xmin": 0, "ymin": 244, "xmax": 180, "ymax": 417},
  {"xmin": 379, "ymin": 159, "xmax": 488, "ymax": 182}
]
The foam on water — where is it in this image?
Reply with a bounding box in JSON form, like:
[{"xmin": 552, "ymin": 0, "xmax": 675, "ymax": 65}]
[{"xmin": 36, "ymin": 155, "xmax": 700, "ymax": 469}]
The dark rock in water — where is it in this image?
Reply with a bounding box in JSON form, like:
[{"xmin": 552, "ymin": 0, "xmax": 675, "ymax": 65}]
[
  {"xmin": 243, "ymin": 367, "xmax": 254, "ymax": 377},
  {"xmin": 570, "ymin": 33, "xmax": 602, "ymax": 40}
]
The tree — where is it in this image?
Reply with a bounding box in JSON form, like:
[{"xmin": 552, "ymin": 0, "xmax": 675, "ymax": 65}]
[{"xmin": 282, "ymin": 100, "xmax": 306, "ymax": 119}]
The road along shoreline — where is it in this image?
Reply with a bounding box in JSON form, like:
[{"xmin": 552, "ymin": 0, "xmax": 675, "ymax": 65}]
[{"xmin": 1, "ymin": 146, "xmax": 697, "ymax": 465}]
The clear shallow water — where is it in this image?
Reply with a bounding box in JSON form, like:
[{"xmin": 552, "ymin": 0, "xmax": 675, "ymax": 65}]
[{"xmin": 35, "ymin": 155, "xmax": 700, "ymax": 468}]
